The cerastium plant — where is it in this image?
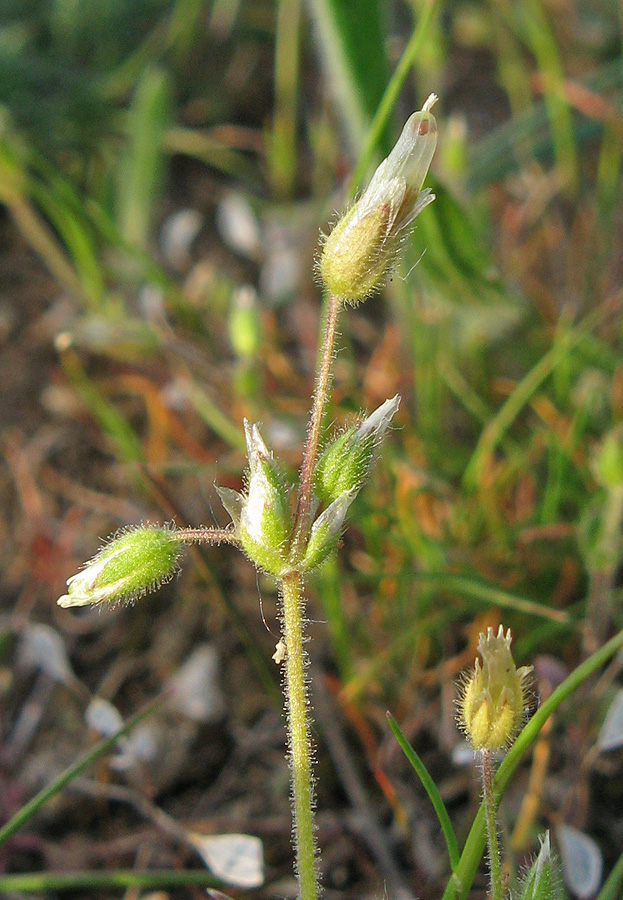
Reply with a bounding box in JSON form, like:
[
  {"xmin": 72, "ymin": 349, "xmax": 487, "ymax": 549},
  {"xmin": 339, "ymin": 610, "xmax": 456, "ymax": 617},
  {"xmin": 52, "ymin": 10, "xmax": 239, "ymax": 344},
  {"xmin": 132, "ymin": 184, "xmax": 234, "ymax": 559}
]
[{"xmin": 58, "ymin": 98, "xmax": 439, "ymax": 900}]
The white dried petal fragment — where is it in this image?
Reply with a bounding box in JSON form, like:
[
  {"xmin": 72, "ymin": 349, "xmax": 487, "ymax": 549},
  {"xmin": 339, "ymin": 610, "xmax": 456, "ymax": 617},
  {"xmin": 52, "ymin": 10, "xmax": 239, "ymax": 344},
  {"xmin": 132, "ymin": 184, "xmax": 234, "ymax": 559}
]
[
  {"xmin": 557, "ymin": 824, "xmax": 603, "ymax": 899},
  {"xmin": 598, "ymin": 687, "xmax": 623, "ymax": 751},
  {"xmin": 216, "ymin": 192, "xmax": 261, "ymax": 260},
  {"xmin": 160, "ymin": 208, "xmax": 203, "ymax": 268},
  {"xmin": 168, "ymin": 644, "xmax": 225, "ymax": 723},
  {"xmin": 18, "ymin": 624, "xmax": 73, "ymax": 685},
  {"xmin": 272, "ymin": 638, "xmax": 287, "ymax": 664},
  {"xmin": 85, "ymin": 697, "xmax": 124, "ymax": 736},
  {"xmin": 189, "ymin": 833, "xmax": 264, "ymax": 888}
]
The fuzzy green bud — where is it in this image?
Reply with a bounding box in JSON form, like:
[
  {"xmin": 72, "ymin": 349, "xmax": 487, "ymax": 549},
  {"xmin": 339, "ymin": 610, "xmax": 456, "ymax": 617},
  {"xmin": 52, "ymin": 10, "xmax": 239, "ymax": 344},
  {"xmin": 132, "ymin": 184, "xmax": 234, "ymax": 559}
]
[
  {"xmin": 218, "ymin": 420, "xmax": 293, "ymax": 575},
  {"xmin": 520, "ymin": 833, "xmax": 564, "ymax": 900},
  {"xmin": 458, "ymin": 625, "xmax": 532, "ymax": 751},
  {"xmin": 58, "ymin": 525, "xmax": 181, "ymax": 608},
  {"xmin": 319, "ymin": 95, "xmax": 438, "ymax": 303},
  {"xmin": 314, "ymin": 395, "xmax": 400, "ymax": 506},
  {"xmin": 301, "ymin": 489, "xmax": 356, "ymax": 571}
]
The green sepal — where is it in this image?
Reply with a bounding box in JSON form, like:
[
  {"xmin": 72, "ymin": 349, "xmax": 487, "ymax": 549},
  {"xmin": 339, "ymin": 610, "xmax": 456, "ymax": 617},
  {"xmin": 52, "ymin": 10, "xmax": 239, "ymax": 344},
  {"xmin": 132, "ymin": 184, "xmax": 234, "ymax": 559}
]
[
  {"xmin": 235, "ymin": 419, "xmax": 293, "ymax": 576},
  {"xmin": 314, "ymin": 425, "xmax": 373, "ymax": 507},
  {"xmin": 520, "ymin": 833, "xmax": 565, "ymax": 900},
  {"xmin": 301, "ymin": 489, "xmax": 355, "ymax": 572}
]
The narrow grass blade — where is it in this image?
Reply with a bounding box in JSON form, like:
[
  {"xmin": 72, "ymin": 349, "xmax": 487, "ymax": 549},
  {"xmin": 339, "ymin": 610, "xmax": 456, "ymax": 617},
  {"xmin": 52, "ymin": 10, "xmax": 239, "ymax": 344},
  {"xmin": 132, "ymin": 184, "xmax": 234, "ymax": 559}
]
[
  {"xmin": 118, "ymin": 65, "xmax": 171, "ymax": 250},
  {"xmin": 270, "ymin": 0, "xmax": 302, "ymax": 198},
  {"xmin": 306, "ymin": 0, "xmax": 388, "ymax": 154},
  {"xmin": 0, "ymin": 696, "xmax": 162, "ymax": 847},
  {"xmin": 415, "ymin": 573, "xmax": 571, "ymax": 624},
  {"xmin": 58, "ymin": 342, "xmax": 144, "ymax": 464},
  {"xmin": 348, "ymin": 0, "xmax": 439, "ymax": 195},
  {"xmin": 0, "ymin": 869, "xmax": 218, "ymax": 893},
  {"xmin": 29, "ymin": 176, "xmax": 106, "ymax": 309},
  {"xmin": 520, "ymin": 0, "xmax": 578, "ymax": 193},
  {"xmin": 463, "ymin": 313, "xmax": 598, "ymax": 490},
  {"xmin": 387, "ymin": 713, "xmax": 460, "ymax": 871},
  {"xmin": 185, "ymin": 380, "xmax": 246, "ymax": 451}
]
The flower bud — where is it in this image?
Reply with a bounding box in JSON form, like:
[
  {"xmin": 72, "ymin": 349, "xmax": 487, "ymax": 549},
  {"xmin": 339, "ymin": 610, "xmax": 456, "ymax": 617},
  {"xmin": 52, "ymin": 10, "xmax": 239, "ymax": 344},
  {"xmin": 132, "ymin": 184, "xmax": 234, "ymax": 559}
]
[
  {"xmin": 458, "ymin": 625, "xmax": 532, "ymax": 751},
  {"xmin": 58, "ymin": 525, "xmax": 182, "ymax": 608},
  {"xmin": 520, "ymin": 832, "xmax": 563, "ymax": 900},
  {"xmin": 319, "ymin": 95, "xmax": 438, "ymax": 303},
  {"xmin": 314, "ymin": 395, "xmax": 400, "ymax": 506},
  {"xmin": 301, "ymin": 489, "xmax": 356, "ymax": 571},
  {"xmin": 218, "ymin": 420, "xmax": 293, "ymax": 575}
]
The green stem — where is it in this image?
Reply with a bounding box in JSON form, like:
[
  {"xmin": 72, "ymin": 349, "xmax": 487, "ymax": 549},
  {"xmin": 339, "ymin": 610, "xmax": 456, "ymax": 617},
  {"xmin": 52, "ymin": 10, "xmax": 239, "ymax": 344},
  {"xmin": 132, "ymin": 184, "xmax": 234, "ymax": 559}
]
[
  {"xmin": 291, "ymin": 292, "xmax": 341, "ymax": 560},
  {"xmin": 281, "ymin": 572, "xmax": 318, "ymax": 900},
  {"xmin": 279, "ymin": 291, "xmax": 343, "ymax": 900},
  {"xmin": 481, "ymin": 750, "xmax": 503, "ymax": 900}
]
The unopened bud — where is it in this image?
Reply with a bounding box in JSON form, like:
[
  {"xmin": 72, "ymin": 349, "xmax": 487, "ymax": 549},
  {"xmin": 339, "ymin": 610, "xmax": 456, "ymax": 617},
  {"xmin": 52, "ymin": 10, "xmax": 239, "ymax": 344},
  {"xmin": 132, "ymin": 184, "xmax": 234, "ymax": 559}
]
[
  {"xmin": 301, "ymin": 489, "xmax": 355, "ymax": 571},
  {"xmin": 320, "ymin": 96, "xmax": 438, "ymax": 303},
  {"xmin": 58, "ymin": 525, "xmax": 181, "ymax": 608},
  {"xmin": 458, "ymin": 625, "xmax": 532, "ymax": 751},
  {"xmin": 218, "ymin": 420, "xmax": 293, "ymax": 575},
  {"xmin": 314, "ymin": 395, "xmax": 400, "ymax": 506},
  {"xmin": 520, "ymin": 833, "xmax": 563, "ymax": 900}
]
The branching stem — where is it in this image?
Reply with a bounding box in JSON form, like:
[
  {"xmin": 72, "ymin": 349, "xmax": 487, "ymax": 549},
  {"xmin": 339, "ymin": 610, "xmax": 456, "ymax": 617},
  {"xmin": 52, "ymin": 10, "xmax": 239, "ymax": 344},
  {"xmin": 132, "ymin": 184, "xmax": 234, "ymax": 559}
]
[
  {"xmin": 291, "ymin": 292, "xmax": 340, "ymax": 561},
  {"xmin": 279, "ymin": 292, "xmax": 342, "ymax": 900}
]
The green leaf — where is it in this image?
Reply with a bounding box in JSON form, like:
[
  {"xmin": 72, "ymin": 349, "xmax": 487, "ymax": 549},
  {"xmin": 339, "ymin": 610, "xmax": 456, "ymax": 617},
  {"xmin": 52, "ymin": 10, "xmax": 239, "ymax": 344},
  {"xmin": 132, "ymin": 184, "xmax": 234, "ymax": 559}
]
[{"xmin": 387, "ymin": 713, "xmax": 460, "ymax": 871}]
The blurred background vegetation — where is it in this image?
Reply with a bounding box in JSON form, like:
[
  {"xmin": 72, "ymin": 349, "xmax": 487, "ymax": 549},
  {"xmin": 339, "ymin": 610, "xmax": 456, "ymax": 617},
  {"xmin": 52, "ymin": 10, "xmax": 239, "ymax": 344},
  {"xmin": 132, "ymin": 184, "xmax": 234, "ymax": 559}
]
[{"xmin": 0, "ymin": 0, "xmax": 622, "ymax": 897}]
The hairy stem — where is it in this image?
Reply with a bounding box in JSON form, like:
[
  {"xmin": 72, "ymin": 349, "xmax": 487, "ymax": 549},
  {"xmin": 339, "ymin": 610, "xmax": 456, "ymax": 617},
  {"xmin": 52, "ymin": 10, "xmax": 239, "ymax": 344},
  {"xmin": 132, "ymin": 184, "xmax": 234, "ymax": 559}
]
[
  {"xmin": 173, "ymin": 527, "xmax": 239, "ymax": 545},
  {"xmin": 481, "ymin": 749, "xmax": 502, "ymax": 900},
  {"xmin": 281, "ymin": 293, "xmax": 341, "ymax": 900},
  {"xmin": 291, "ymin": 292, "xmax": 340, "ymax": 560},
  {"xmin": 281, "ymin": 572, "xmax": 317, "ymax": 900}
]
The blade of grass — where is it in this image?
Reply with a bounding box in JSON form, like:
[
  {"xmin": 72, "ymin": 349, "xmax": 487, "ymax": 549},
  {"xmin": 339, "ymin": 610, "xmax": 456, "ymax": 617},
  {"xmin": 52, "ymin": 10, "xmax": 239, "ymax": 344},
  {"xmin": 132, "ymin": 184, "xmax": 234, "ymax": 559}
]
[
  {"xmin": 348, "ymin": 0, "xmax": 439, "ymax": 195},
  {"xmin": 0, "ymin": 696, "xmax": 162, "ymax": 847},
  {"xmin": 29, "ymin": 175, "xmax": 106, "ymax": 310},
  {"xmin": 387, "ymin": 713, "xmax": 460, "ymax": 871},
  {"xmin": 164, "ymin": 127, "xmax": 259, "ymax": 182},
  {"xmin": 463, "ymin": 312, "xmax": 600, "ymax": 490},
  {"xmin": 185, "ymin": 380, "xmax": 246, "ymax": 452},
  {"xmin": 57, "ymin": 339, "xmax": 144, "ymax": 464},
  {"xmin": 0, "ymin": 144, "xmax": 88, "ymax": 304},
  {"xmin": 520, "ymin": 0, "xmax": 579, "ymax": 193},
  {"xmin": 441, "ymin": 626, "xmax": 623, "ymax": 900},
  {"xmin": 0, "ymin": 869, "xmax": 218, "ymax": 893},
  {"xmin": 306, "ymin": 0, "xmax": 388, "ymax": 154},
  {"xmin": 270, "ymin": 0, "xmax": 302, "ymax": 198},
  {"xmin": 118, "ymin": 65, "xmax": 171, "ymax": 250},
  {"xmin": 414, "ymin": 573, "xmax": 572, "ymax": 624}
]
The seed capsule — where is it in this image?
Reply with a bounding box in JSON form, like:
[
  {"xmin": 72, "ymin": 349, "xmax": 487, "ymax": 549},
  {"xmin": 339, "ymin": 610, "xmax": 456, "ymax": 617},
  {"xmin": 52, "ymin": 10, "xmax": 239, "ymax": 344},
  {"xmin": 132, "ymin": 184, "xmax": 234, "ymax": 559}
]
[
  {"xmin": 58, "ymin": 525, "xmax": 181, "ymax": 608},
  {"xmin": 459, "ymin": 625, "xmax": 532, "ymax": 751}
]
